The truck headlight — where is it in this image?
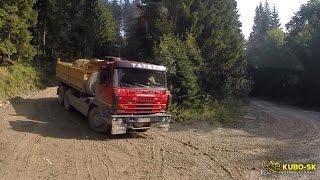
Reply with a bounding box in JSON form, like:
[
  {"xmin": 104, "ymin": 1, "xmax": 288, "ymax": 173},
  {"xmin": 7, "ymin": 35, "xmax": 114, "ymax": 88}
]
[
  {"xmin": 113, "ymin": 118, "xmax": 123, "ymax": 122},
  {"xmin": 112, "ymin": 117, "xmax": 124, "ymax": 125}
]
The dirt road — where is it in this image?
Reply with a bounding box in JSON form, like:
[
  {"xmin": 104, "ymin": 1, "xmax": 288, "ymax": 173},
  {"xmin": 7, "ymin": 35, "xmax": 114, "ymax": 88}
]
[{"xmin": 0, "ymin": 87, "xmax": 319, "ymax": 179}]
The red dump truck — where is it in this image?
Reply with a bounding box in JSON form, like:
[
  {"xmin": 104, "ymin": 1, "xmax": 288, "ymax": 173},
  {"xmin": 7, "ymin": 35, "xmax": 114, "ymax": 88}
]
[{"xmin": 56, "ymin": 57, "xmax": 171, "ymax": 134}]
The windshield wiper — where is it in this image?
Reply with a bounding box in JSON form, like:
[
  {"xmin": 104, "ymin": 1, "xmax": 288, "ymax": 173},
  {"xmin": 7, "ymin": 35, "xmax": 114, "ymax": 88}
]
[
  {"xmin": 120, "ymin": 82, "xmax": 134, "ymax": 87},
  {"xmin": 134, "ymin": 83, "xmax": 148, "ymax": 88}
]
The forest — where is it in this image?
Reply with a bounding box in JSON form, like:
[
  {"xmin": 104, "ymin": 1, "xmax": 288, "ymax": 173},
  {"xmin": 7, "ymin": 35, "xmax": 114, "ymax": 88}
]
[
  {"xmin": 0, "ymin": 0, "xmax": 320, "ymax": 120},
  {"xmin": 248, "ymin": 0, "xmax": 320, "ymax": 106}
]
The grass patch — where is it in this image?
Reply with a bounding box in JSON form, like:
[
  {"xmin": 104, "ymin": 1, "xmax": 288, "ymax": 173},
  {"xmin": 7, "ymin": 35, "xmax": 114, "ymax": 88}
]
[
  {"xmin": 0, "ymin": 61, "xmax": 55, "ymax": 100},
  {"xmin": 170, "ymin": 98, "xmax": 245, "ymax": 125}
]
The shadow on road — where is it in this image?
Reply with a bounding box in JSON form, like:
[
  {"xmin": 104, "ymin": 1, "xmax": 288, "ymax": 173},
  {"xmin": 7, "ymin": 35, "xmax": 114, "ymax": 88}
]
[{"xmin": 8, "ymin": 97, "xmax": 146, "ymax": 140}]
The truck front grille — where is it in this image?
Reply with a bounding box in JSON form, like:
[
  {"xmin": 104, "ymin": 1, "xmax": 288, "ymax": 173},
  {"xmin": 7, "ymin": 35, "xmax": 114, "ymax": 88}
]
[{"xmin": 120, "ymin": 104, "xmax": 165, "ymax": 114}]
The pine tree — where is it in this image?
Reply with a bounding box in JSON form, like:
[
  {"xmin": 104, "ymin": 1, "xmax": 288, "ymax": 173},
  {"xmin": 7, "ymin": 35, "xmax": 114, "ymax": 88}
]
[
  {"xmin": 271, "ymin": 5, "xmax": 281, "ymax": 28},
  {"xmin": 125, "ymin": 0, "xmax": 166, "ymax": 60},
  {"xmin": 286, "ymin": 0, "xmax": 320, "ymax": 103},
  {"xmin": 87, "ymin": 0, "xmax": 118, "ymax": 56},
  {"xmin": 122, "ymin": 0, "xmax": 141, "ymax": 39},
  {"xmin": 35, "ymin": 0, "xmax": 118, "ymax": 60},
  {"xmin": 110, "ymin": 0, "xmax": 123, "ymax": 35},
  {"xmin": 263, "ymin": 1, "xmax": 271, "ymax": 29},
  {"xmin": 154, "ymin": 33, "xmax": 201, "ymax": 106},
  {"xmin": 187, "ymin": 0, "xmax": 248, "ymax": 99},
  {"xmin": 247, "ymin": 1, "xmax": 280, "ymax": 69},
  {"xmin": 248, "ymin": 2, "xmax": 271, "ymax": 48},
  {"xmin": 126, "ymin": 0, "xmax": 249, "ymax": 102},
  {"xmin": 0, "ymin": 0, "xmax": 37, "ymax": 61}
]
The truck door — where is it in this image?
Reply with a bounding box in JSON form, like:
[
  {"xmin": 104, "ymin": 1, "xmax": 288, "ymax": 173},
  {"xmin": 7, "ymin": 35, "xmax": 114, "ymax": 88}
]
[{"xmin": 96, "ymin": 66, "xmax": 113, "ymax": 108}]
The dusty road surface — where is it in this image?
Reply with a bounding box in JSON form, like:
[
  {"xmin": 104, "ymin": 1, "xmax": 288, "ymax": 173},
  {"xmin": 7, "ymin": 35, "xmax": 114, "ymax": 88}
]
[{"xmin": 0, "ymin": 87, "xmax": 319, "ymax": 180}]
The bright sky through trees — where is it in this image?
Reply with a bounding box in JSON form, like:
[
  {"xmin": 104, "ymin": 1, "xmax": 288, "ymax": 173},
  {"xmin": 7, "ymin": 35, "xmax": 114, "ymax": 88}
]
[{"xmin": 237, "ymin": 0, "xmax": 309, "ymax": 38}]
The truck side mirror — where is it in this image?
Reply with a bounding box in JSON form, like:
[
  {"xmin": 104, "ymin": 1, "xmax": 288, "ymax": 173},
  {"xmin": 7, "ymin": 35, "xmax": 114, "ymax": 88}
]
[{"xmin": 100, "ymin": 67, "xmax": 111, "ymax": 86}]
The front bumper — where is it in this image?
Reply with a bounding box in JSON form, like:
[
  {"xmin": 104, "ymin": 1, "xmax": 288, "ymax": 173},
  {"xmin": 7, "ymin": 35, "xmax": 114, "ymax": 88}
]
[{"xmin": 110, "ymin": 114, "xmax": 171, "ymax": 135}]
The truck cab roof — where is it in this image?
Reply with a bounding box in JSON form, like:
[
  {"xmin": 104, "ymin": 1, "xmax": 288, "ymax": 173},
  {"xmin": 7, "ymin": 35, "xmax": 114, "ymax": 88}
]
[{"xmin": 104, "ymin": 57, "xmax": 167, "ymax": 72}]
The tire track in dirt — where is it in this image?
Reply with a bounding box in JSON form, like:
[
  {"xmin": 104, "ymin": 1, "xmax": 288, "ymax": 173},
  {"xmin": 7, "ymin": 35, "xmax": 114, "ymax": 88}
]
[
  {"xmin": 1, "ymin": 88, "xmax": 320, "ymax": 179},
  {"xmin": 159, "ymin": 133, "xmax": 232, "ymax": 179},
  {"xmin": 85, "ymin": 140, "xmax": 112, "ymax": 180},
  {"xmin": 25, "ymin": 136, "xmax": 42, "ymax": 179},
  {"xmin": 94, "ymin": 141, "xmax": 112, "ymax": 177},
  {"xmin": 162, "ymin": 130, "xmax": 251, "ymax": 179},
  {"xmin": 74, "ymin": 139, "xmax": 92, "ymax": 179},
  {"xmin": 2, "ymin": 128, "xmax": 39, "ymax": 179},
  {"xmin": 128, "ymin": 135, "xmax": 166, "ymax": 179},
  {"xmin": 251, "ymin": 100, "xmax": 320, "ymax": 147},
  {"xmin": 82, "ymin": 140, "xmax": 96, "ymax": 180},
  {"xmin": 1, "ymin": 97, "xmax": 42, "ymax": 179},
  {"xmin": 252, "ymin": 100, "xmax": 320, "ymax": 138},
  {"xmin": 73, "ymin": 129, "xmax": 102, "ymax": 180}
]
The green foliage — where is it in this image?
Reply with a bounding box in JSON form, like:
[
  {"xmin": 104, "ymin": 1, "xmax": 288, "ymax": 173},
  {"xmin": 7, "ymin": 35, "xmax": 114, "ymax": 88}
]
[
  {"xmin": 126, "ymin": 0, "xmax": 249, "ymax": 106},
  {"xmin": 36, "ymin": 0, "xmax": 118, "ymax": 60},
  {"xmin": 0, "ymin": 0, "xmax": 250, "ymax": 124},
  {"xmin": 122, "ymin": 0, "xmax": 141, "ymax": 39},
  {"xmin": 192, "ymin": 0, "xmax": 249, "ymax": 99},
  {"xmin": 0, "ymin": 39, "xmax": 16, "ymax": 56},
  {"xmin": 249, "ymin": 28, "xmax": 288, "ymax": 69},
  {"xmin": 248, "ymin": 0, "xmax": 320, "ymax": 105},
  {"xmin": 124, "ymin": 0, "xmax": 166, "ymax": 60},
  {"xmin": 271, "ymin": 5, "xmax": 281, "ymax": 28},
  {"xmin": 247, "ymin": 2, "xmax": 281, "ymax": 52},
  {"xmin": 110, "ymin": 0, "xmax": 123, "ymax": 34},
  {"xmin": 0, "ymin": 0, "xmax": 37, "ymax": 61},
  {"xmin": 88, "ymin": 0, "xmax": 118, "ymax": 56},
  {"xmin": 266, "ymin": 28, "xmax": 285, "ymax": 47},
  {"xmin": 154, "ymin": 33, "xmax": 201, "ymax": 107},
  {"xmin": 170, "ymin": 98, "xmax": 244, "ymax": 125},
  {"xmin": 0, "ymin": 62, "xmax": 54, "ymax": 99},
  {"xmin": 285, "ymin": 0, "xmax": 320, "ymax": 104}
]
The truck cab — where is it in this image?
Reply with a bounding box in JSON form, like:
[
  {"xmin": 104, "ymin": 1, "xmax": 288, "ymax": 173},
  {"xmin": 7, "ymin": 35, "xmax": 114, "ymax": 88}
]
[{"xmin": 57, "ymin": 58, "xmax": 171, "ymax": 135}]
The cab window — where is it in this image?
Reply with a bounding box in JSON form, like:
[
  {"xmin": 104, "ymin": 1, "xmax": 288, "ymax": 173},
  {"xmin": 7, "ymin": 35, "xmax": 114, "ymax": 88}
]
[{"xmin": 100, "ymin": 67, "xmax": 112, "ymax": 85}]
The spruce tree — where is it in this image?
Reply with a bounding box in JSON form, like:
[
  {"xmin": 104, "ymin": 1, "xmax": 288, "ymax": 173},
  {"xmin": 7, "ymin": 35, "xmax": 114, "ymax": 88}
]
[
  {"xmin": 0, "ymin": 0, "xmax": 37, "ymax": 61},
  {"xmin": 247, "ymin": 1, "xmax": 281, "ymax": 69},
  {"xmin": 110, "ymin": 0, "xmax": 123, "ymax": 35},
  {"xmin": 126, "ymin": 0, "xmax": 249, "ymax": 102},
  {"xmin": 189, "ymin": 0, "xmax": 248, "ymax": 99},
  {"xmin": 125, "ymin": 0, "xmax": 165, "ymax": 60},
  {"xmin": 35, "ymin": 0, "xmax": 118, "ymax": 60},
  {"xmin": 122, "ymin": 0, "xmax": 141, "ymax": 39},
  {"xmin": 155, "ymin": 33, "xmax": 201, "ymax": 106},
  {"xmin": 286, "ymin": 0, "xmax": 320, "ymax": 103},
  {"xmin": 248, "ymin": 2, "xmax": 271, "ymax": 49},
  {"xmin": 271, "ymin": 5, "xmax": 281, "ymax": 28}
]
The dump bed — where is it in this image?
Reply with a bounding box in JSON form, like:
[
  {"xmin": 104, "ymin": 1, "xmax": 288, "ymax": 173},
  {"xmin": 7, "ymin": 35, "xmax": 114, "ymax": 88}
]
[{"xmin": 56, "ymin": 59, "xmax": 101, "ymax": 93}]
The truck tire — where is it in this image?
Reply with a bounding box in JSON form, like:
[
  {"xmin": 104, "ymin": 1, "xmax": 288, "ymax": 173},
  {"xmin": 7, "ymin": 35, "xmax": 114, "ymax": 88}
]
[
  {"xmin": 88, "ymin": 107, "xmax": 108, "ymax": 133},
  {"xmin": 58, "ymin": 85, "xmax": 66, "ymax": 105},
  {"xmin": 64, "ymin": 89, "xmax": 73, "ymax": 111}
]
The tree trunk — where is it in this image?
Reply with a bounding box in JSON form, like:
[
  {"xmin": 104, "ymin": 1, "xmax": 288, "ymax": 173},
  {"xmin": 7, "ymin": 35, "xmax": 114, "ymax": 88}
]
[
  {"xmin": 43, "ymin": 28, "xmax": 46, "ymax": 59},
  {"xmin": 0, "ymin": 55, "xmax": 3, "ymax": 64},
  {"xmin": 8, "ymin": 31, "xmax": 11, "ymax": 61}
]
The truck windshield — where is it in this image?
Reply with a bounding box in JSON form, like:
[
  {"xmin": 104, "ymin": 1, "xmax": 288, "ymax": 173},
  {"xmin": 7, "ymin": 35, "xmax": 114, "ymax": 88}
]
[{"xmin": 117, "ymin": 68, "xmax": 166, "ymax": 89}]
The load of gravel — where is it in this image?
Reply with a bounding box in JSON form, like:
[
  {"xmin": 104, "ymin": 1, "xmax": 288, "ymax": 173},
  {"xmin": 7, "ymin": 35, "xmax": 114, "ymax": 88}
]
[{"xmin": 72, "ymin": 59, "xmax": 91, "ymax": 69}]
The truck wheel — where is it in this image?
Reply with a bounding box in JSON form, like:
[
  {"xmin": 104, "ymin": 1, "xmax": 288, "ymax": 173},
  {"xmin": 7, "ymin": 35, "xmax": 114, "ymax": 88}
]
[
  {"xmin": 58, "ymin": 85, "xmax": 65, "ymax": 105},
  {"xmin": 64, "ymin": 90, "xmax": 73, "ymax": 111},
  {"xmin": 88, "ymin": 107, "xmax": 108, "ymax": 133}
]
